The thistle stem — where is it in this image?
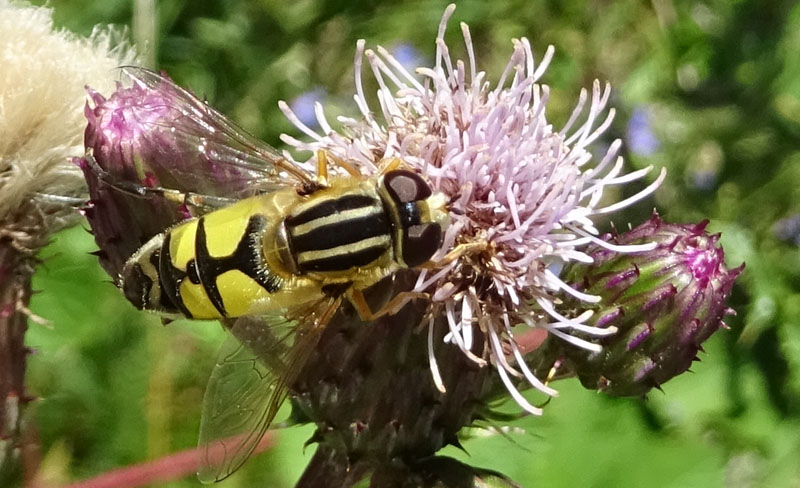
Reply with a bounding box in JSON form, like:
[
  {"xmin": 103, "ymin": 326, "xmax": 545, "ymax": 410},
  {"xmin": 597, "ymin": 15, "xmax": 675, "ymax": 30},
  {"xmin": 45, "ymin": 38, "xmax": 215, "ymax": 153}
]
[
  {"xmin": 0, "ymin": 234, "xmax": 38, "ymax": 485},
  {"xmin": 60, "ymin": 432, "xmax": 273, "ymax": 488}
]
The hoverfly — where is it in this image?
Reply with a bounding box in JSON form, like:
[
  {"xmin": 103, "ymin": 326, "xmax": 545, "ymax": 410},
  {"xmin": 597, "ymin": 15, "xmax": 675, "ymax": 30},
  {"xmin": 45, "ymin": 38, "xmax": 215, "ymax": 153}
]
[{"xmin": 84, "ymin": 67, "xmax": 451, "ymax": 482}]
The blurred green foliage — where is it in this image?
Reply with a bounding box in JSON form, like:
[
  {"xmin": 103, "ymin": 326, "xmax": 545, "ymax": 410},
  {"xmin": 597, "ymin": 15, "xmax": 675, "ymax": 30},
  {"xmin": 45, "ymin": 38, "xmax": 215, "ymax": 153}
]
[{"xmin": 21, "ymin": 0, "xmax": 800, "ymax": 486}]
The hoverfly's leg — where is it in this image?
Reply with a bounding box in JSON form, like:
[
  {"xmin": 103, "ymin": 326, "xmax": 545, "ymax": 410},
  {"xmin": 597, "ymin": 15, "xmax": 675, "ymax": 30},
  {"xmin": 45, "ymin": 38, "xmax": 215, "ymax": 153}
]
[
  {"xmin": 420, "ymin": 241, "xmax": 489, "ymax": 269},
  {"xmin": 326, "ymin": 152, "xmax": 361, "ymax": 177},
  {"xmin": 83, "ymin": 153, "xmax": 155, "ymax": 199},
  {"xmin": 83, "ymin": 153, "xmax": 236, "ymax": 215},
  {"xmin": 378, "ymin": 157, "xmax": 404, "ymax": 175},
  {"xmin": 348, "ymin": 288, "xmax": 429, "ymax": 322},
  {"xmin": 315, "ymin": 150, "xmax": 329, "ymax": 186},
  {"xmin": 170, "ymin": 193, "xmax": 238, "ymax": 216}
]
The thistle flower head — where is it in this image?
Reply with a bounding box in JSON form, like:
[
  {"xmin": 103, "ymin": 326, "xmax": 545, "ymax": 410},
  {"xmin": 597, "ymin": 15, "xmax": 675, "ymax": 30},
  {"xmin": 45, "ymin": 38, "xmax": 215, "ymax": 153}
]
[
  {"xmin": 547, "ymin": 213, "xmax": 744, "ymax": 396},
  {"xmin": 79, "ymin": 71, "xmax": 274, "ymax": 275},
  {"xmin": 280, "ymin": 4, "xmax": 665, "ymax": 412},
  {"xmin": 83, "ymin": 78, "xmax": 264, "ymax": 199}
]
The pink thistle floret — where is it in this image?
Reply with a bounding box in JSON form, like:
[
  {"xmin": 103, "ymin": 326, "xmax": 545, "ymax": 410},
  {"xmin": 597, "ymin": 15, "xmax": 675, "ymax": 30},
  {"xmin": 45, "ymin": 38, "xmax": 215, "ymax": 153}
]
[{"xmin": 280, "ymin": 5, "xmax": 665, "ymax": 414}]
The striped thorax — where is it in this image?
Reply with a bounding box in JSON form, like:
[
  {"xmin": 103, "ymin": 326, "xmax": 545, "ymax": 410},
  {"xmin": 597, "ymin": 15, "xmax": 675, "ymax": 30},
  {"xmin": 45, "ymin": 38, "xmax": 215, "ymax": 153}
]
[{"xmin": 120, "ymin": 168, "xmax": 449, "ymax": 320}]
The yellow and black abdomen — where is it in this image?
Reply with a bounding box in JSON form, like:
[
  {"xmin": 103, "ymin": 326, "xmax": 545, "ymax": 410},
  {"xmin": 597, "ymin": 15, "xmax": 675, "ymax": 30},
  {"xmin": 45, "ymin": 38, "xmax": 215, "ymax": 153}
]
[{"xmin": 121, "ymin": 196, "xmax": 290, "ymax": 320}]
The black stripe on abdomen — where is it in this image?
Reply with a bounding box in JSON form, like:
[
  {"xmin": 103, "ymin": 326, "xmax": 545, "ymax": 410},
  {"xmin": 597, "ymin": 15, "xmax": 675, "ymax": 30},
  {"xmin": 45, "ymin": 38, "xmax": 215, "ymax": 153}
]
[
  {"xmin": 195, "ymin": 214, "xmax": 283, "ymax": 317},
  {"xmin": 158, "ymin": 233, "xmax": 194, "ymax": 318}
]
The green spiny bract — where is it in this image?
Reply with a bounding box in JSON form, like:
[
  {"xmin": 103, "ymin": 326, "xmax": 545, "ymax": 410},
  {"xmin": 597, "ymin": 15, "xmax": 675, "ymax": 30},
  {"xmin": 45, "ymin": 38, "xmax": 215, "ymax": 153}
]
[{"xmin": 544, "ymin": 213, "xmax": 743, "ymax": 396}]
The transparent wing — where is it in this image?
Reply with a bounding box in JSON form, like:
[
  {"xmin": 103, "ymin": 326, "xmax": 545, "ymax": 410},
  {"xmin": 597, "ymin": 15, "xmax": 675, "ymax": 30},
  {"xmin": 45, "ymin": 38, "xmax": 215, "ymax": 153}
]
[
  {"xmin": 197, "ymin": 296, "xmax": 342, "ymax": 483},
  {"xmin": 121, "ymin": 66, "xmax": 315, "ymax": 196}
]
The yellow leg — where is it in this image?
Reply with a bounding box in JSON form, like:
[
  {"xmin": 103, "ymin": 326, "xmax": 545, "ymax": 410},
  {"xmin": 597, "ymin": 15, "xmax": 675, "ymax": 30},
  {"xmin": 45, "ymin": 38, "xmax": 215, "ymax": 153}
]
[
  {"xmin": 348, "ymin": 288, "xmax": 429, "ymax": 322},
  {"xmin": 420, "ymin": 241, "xmax": 488, "ymax": 269},
  {"xmin": 85, "ymin": 154, "xmax": 235, "ymax": 214},
  {"xmin": 545, "ymin": 359, "xmax": 562, "ymax": 387},
  {"xmin": 316, "ymin": 150, "xmax": 329, "ymax": 186},
  {"xmin": 326, "ymin": 152, "xmax": 362, "ymax": 177},
  {"xmin": 379, "ymin": 157, "xmax": 404, "ymax": 175}
]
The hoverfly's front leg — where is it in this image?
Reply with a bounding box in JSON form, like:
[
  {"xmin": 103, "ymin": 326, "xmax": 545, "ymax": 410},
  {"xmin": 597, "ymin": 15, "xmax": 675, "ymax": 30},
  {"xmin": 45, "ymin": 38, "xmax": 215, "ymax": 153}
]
[
  {"xmin": 315, "ymin": 150, "xmax": 361, "ymax": 185},
  {"xmin": 348, "ymin": 288, "xmax": 429, "ymax": 322},
  {"xmin": 83, "ymin": 152, "xmax": 236, "ymax": 215},
  {"xmin": 315, "ymin": 150, "xmax": 329, "ymax": 186},
  {"xmin": 378, "ymin": 157, "xmax": 404, "ymax": 175}
]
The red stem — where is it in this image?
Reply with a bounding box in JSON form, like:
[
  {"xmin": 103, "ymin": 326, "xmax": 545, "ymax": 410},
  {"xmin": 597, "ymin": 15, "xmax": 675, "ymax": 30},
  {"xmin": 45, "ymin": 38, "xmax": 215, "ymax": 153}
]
[{"xmin": 58, "ymin": 433, "xmax": 274, "ymax": 488}]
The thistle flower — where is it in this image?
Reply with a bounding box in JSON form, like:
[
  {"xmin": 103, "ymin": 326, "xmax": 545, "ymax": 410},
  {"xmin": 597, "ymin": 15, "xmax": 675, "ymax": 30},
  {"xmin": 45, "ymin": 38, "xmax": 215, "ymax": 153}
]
[
  {"xmin": 0, "ymin": 0, "xmax": 134, "ymax": 481},
  {"xmin": 280, "ymin": 4, "xmax": 666, "ymax": 413},
  {"xmin": 538, "ymin": 213, "xmax": 744, "ymax": 396},
  {"xmin": 73, "ymin": 5, "xmax": 746, "ymax": 486}
]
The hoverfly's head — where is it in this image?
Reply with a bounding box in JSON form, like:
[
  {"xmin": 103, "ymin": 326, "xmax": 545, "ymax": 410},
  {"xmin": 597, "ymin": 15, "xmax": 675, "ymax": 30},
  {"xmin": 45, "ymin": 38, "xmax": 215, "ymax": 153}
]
[{"xmin": 379, "ymin": 170, "xmax": 450, "ymax": 268}]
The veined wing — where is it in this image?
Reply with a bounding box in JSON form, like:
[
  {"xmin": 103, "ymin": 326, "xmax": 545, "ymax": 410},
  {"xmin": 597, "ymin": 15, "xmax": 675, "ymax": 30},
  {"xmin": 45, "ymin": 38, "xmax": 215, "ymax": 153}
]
[
  {"xmin": 120, "ymin": 66, "xmax": 315, "ymax": 197},
  {"xmin": 197, "ymin": 296, "xmax": 342, "ymax": 483}
]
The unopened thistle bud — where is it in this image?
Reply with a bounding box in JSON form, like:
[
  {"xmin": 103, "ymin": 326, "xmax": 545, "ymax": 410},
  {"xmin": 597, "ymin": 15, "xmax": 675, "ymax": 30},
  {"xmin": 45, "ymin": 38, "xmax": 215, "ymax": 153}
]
[
  {"xmin": 78, "ymin": 71, "xmax": 273, "ymax": 276},
  {"xmin": 545, "ymin": 213, "xmax": 743, "ymax": 396}
]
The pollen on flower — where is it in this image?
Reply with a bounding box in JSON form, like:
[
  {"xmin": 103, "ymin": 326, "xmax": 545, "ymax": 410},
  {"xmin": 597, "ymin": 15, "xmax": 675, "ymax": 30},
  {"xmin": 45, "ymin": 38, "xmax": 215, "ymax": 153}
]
[{"xmin": 279, "ymin": 4, "xmax": 665, "ymax": 414}]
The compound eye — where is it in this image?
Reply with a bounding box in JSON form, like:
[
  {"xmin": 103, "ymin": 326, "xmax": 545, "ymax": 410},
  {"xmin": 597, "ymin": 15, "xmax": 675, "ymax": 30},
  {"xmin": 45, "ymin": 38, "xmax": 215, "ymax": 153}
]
[
  {"xmin": 402, "ymin": 223, "xmax": 442, "ymax": 267},
  {"xmin": 384, "ymin": 170, "xmax": 432, "ymax": 203}
]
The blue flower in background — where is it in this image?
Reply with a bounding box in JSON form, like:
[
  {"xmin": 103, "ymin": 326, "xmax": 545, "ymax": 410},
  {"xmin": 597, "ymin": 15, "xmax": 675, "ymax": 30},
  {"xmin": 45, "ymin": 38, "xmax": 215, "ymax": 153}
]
[
  {"xmin": 774, "ymin": 214, "xmax": 800, "ymax": 245},
  {"xmin": 692, "ymin": 169, "xmax": 718, "ymax": 191},
  {"xmin": 289, "ymin": 87, "xmax": 326, "ymax": 128},
  {"xmin": 626, "ymin": 106, "xmax": 660, "ymax": 157},
  {"xmin": 392, "ymin": 43, "xmax": 423, "ymax": 71}
]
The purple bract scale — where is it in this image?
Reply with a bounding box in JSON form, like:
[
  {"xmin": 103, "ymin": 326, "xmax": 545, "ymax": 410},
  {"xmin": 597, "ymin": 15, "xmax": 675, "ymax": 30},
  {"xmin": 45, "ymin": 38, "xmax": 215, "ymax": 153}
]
[
  {"xmin": 625, "ymin": 324, "xmax": 652, "ymax": 351},
  {"xmin": 606, "ymin": 267, "xmax": 639, "ymax": 289},
  {"xmin": 595, "ymin": 307, "xmax": 624, "ymax": 329}
]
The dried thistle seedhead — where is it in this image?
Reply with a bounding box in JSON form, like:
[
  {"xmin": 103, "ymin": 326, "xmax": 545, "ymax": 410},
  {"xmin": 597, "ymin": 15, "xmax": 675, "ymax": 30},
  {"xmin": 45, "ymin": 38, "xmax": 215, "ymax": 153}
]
[
  {"xmin": 1, "ymin": 1, "xmax": 135, "ymax": 240},
  {"xmin": 0, "ymin": 0, "xmax": 135, "ymax": 482}
]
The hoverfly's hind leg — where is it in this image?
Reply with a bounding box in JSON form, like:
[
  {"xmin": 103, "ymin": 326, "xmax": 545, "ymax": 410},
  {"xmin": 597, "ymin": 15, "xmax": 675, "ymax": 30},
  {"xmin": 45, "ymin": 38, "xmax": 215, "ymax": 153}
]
[
  {"xmin": 83, "ymin": 152, "xmax": 236, "ymax": 215},
  {"xmin": 348, "ymin": 288, "xmax": 429, "ymax": 322}
]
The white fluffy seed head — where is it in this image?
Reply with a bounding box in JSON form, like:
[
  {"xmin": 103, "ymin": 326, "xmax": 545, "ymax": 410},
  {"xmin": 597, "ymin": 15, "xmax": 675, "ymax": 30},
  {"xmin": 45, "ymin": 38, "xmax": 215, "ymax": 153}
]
[{"xmin": 0, "ymin": 1, "xmax": 136, "ymax": 236}]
